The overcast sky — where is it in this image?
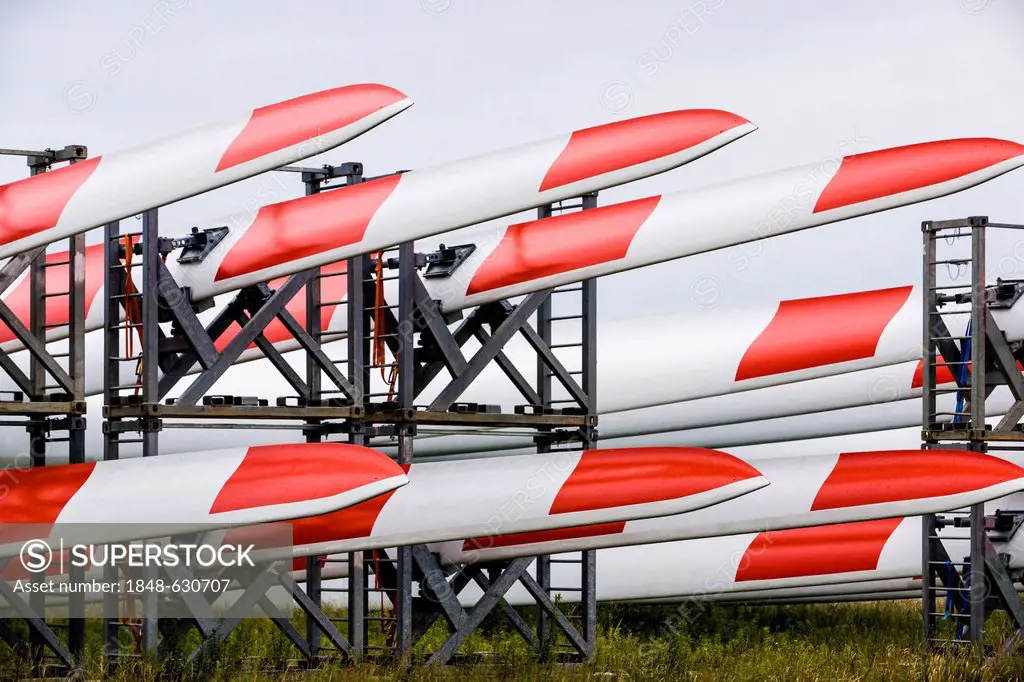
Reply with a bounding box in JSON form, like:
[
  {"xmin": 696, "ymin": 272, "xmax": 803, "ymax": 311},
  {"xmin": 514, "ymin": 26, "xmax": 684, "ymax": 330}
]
[{"xmin": 3, "ymin": 0, "xmax": 1023, "ymax": 456}]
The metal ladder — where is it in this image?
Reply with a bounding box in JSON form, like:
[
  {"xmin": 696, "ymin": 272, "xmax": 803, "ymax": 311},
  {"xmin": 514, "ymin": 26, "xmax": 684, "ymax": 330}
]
[
  {"xmin": 297, "ymin": 163, "xmax": 377, "ymax": 664},
  {"xmin": 296, "ymin": 552, "xmax": 372, "ymax": 663},
  {"xmin": 921, "ymin": 220, "xmax": 977, "ymax": 649},
  {"xmin": 351, "ymin": 247, "xmax": 407, "ymax": 660},
  {"xmin": 103, "ymin": 224, "xmax": 148, "ymax": 404},
  {"xmin": 364, "ymin": 247, "xmax": 402, "ymax": 406},
  {"xmin": 101, "ymin": 214, "xmax": 161, "ymax": 673},
  {"xmin": 288, "ymin": 245, "xmax": 394, "ymax": 662},
  {"xmin": 18, "ymin": 153, "xmax": 89, "ymax": 677},
  {"xmin": 301, "ymin": 257, "xmax": 359, "ymax": 663},
  {"xmin": 26, "ymin": 158, "xmax": 88, "ymax": 469},
  {"xmin": 532, "ymin": 194, "xmax": 598, "ymax": 661},
  {"xmin": 302, "ymin": 165, "xmax": 363, "ymax": 407}
]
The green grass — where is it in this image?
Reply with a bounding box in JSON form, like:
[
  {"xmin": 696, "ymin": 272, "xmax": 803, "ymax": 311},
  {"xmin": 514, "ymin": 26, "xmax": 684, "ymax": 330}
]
[{"xmin": 5, "ymin": 600, "xmax": 1024, "ymax": 680}]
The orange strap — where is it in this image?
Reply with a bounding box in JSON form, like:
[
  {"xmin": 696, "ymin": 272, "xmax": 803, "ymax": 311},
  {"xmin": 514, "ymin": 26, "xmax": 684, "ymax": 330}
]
[
  {"xmin": 371, "ymin": 252, "xmax": 399, "ymax": 401},
  {"xmin": 121, "ymin": 236, "xmax": 146, "ymax": 395}
]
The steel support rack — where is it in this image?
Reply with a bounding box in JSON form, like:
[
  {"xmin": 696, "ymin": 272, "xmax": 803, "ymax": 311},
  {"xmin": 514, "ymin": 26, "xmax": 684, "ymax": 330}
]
[
  {"xmin": 0, "ymin": 144, "xmax": 90, "ymax": 676},
  {"xmin": 921, "ymin": 216, "xmax": 1024, "ymax": 653},
  {"xmin": 94, "ymin": 159, "xmax": 601, "ymax": 669},
  {"xmin": 99, "ymin": 165, "xmax": 369, "ymax": 673},
  {"xmin": 341, "ymin": 193, "xmax": 600, "ymax": 665}
]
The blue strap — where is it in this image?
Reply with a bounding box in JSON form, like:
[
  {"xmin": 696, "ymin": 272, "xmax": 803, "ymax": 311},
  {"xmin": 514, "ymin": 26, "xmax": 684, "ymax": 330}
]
[
  {"xmin": 943, "ymin": 559, "xmax": 954, "ymax": 619},
  {"xmin": 955, "ymin": 563, "xmax": 972, "ymax": 642},
  {"xmin": 954, "ymin": 319, "xmax": 972, "ymax": 424}
]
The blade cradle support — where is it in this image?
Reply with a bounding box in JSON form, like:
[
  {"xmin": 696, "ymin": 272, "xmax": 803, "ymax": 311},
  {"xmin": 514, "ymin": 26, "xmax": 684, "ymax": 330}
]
[{"xmin": 93, "ymin": 170, "xmax": 610, "ymax": 665}]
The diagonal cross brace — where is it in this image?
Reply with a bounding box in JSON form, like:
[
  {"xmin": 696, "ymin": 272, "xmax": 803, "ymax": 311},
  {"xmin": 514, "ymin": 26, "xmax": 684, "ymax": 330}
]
[
  {"xmin": 266, "ymin": 609, "xmax": 313, "ymax": 660},
  {"xmin": 156, "ymin": 260, "xmax": 219, "ymax": 370},
  {"xmin": 488, "ymin": 298, "xmax": 589, "ymax": 408},
  {"xmin": 412, "ymin": 564, "xmax": 476, "ymax": 640},
  {"xmin": 230, "ymin": 304, "xmax": 310, "ymax": 399},
  {"xmin": 175, "ymin": 272, "xmax": 312, "ymax": 406},
  {"xmin": 187, "ymin": 566, "xmax": 284, "ymax": 663},
  {"xmin": 0, "ymin": 247, "xmax": 42, "ymax": 295},
  {"xmin": 982, "ymin": 536, "xmax": 1024, "ymax": 631},
  {"xmin": 0, "ymin": 578, "xmax": 73, "ymax": 667},
  {"xmin": 414, "ymin": 301, "xmax": 544, "ymax": 406},
  {"xmin": 0, "ymin": 345, "xmax": 32, "ymax": 395},
  {"xmin": 410, "ymin": 277, "xmax": 468, "ymax": 378},
  {"xmin": 517, "ymin": 320, "xmax": 589, "ymax": 409},
  {"xmin": 158, "ymin": 296, "xmax": 245, "ymax": 398},
  {"xmin": 411, "ymin": 545, "xmax": 468, "ymax": 631},
  {"xmin": 279, "ymin": 570, "xmax": 352, "ymax": 656},
  {"xmin": 0, "ymin": 296, "xmax": 74, "ymax": 395},
  {"xmin": 273, "ymin": 306, "xmax": 357, "ymax": 401},
  {"xmin": 414, "ymin": 310, "xmax": 486, "ymax": 397},
  {"xmin": 429, "ymin": 292, "xmax": 550, "ymax": 412},
  {"xmin": 516, "ymin": 567, "xmax": 591, "ymax": 657},
  {"xmin": 425, "ymin": 556, "xmax": 535, "ymax": 665},
  {"xmin": 251, "ymin": 332, "xmax": 310, "ymax": 399},
  {"xmin": 474, "ymin": 327, "xmax": 541, "ymax": 406},
  {"xmin": 162, "ymin": 561, "xmax": 221, "ymax": 627},
  {"xmin": 407, "ymin": 559, "xmax": 528, "ymax": 646},
  {"xmin": 469, "ymin": 567, "xmax": 539, "ymax": 648}
]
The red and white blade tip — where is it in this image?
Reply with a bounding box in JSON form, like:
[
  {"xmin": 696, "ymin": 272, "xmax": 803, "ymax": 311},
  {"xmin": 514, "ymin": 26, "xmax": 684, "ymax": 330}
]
[
  {"xmin": 811, "ymin": 450, "xmax": 1024, "ymax": 511},
  {"xmin": 815, "ymin": 138, "xmax": 1024, "ymax": 213},
  {"xmin": 209, "ymin": 443, "xmax": 407, "ymax": 513},
  {"xmin": 541, "ymin": 109, "xmax": 755, "ymax": 192},
  {"xmin": 551, "ymin": 446, "xmax": 764, "ymax": 514},
  {"xmin": 216, "ymin": 83, "xmax": 412, "ymax": 172}
]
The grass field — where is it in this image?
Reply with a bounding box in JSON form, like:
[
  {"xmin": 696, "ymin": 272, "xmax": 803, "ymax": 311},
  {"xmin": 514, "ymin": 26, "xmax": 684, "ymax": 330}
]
[{"xmin": 4, "ymin": 600, "xmax": 1024, "ymax": 680}]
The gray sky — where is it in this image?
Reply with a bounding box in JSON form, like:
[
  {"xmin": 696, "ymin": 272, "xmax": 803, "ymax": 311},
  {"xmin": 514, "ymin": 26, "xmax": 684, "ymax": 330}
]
[{"xmin": 2, "ymin": 0, "xmax": 1023, "ymax": 455}]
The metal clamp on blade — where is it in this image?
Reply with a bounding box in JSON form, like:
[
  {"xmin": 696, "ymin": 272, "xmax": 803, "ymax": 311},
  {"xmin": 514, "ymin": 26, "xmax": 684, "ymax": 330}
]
[
  {"xmin": 174, "ymin": 225, "xmax": 231, "ymax": 264},
  {"xmin": 987, "ymin": 279, "xmax": 1024, "ymax": 309},
  {"xmin": 937, "ymin": 278, "xmax": 1024, "ymax": 309},
  {"xmin": 988, "ymin": 510, "xmax": 1024, "ymax": 543},
  {"xmin": 422, "ymin": 243, "xmax": 476, "ymax": 279}
]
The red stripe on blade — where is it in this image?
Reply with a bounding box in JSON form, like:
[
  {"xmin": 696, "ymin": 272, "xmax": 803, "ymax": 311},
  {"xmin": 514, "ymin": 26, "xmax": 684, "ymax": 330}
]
[
  {"xmin": 814, "ymin": 138, "xmax": 1024, "ymax": 214},
  {"xmin": 215, "ymin": 84, "xmax": 408, "ymax": 172},
  {"xmin": 539, "ymin": 110, "xmax": 750, "ymax": 192},
  {"xmin": 209, "ymin": 443, "xmax": 402, "ymax": 514},
  {"xmin": 735, "ymin": 518, "xmax": 903, "ymax": 582},
  {"xmin": 466, "ymin": 196, "xmax": 660, "ymax": 296},
  {"xmin": 0, "ymin": 462, "xmax": 96, "ymax": 543},
  {"xmin": 734, "ymin": 286, "xmax": 913, "ymax": 381},
  {"xmin": 811, "ymin": 450, "xmax": 1024, "ymax": 511},
  {"xmin": 549, "ymin": 447, "xmax": 760, "ymax": 515},
  {"xmin": 215, "ymin": 174, "xmax": 401, "ymax": 282},
  {"xmin": 0, "ymin": 157, "xmax": 101, "ymax": 247},
  {"xmin": 462, "ymin": 522, "xmax": 625, "ymax": 553},
  {"xmin": 0, "ymin": 244, "xmax": 107, "ymax": 344}
]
